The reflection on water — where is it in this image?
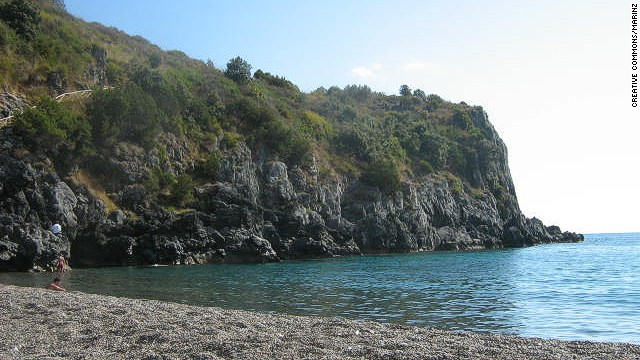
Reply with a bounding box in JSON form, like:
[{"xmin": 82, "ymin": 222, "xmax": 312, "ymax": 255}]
[{"xmin": 1, "ymin": 233, "xmax": 639, "ymax": 344}]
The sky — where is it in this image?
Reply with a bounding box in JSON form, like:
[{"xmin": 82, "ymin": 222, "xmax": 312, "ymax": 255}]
[{"xmin": 64, "ymin": 0, "xmax": 639, "ymax": 234}]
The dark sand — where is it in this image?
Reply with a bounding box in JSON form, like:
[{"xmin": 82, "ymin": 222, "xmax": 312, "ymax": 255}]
[{"xmin": 1, "ymin": 285, "xmax": 638, "ymax": 359}]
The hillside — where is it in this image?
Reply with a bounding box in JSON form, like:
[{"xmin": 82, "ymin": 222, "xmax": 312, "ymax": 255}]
[{"xmin": 0, "ymin": 0, "xmax": 582, "ymax": 271}]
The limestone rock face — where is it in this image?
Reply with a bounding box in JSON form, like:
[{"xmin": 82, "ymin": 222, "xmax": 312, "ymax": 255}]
[
  {"xmin": 0, "ymin": 93, "xmax": 26, "ymax": 118},
  {"xmin": 0, "ymin": 124, "xmax": 583, "ymax": 271},
  {"xmin": 0, "ymin": 148, "xmax": 78, "ymax": 270}
]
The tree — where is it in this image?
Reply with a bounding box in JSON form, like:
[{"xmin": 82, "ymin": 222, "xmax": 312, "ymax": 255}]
[
  {"xmin": 50, "ymin": 0, "xmax": 65, "ymax": 9},
  {"xmin": 399, "ymin": 84, "xmax": 412, "ymax": 97},
  {"xmin": 0, "ymin": 0, "xmax": 41, "ymax": 40},
  {"xmin": 254, "ymin": 69, "xmax": 291, "ymax": 87},
  {"xmin": 413, "ymin": 89, "xmax": 427, "ymax": 101},
  {"xmin": 344, "ymin": 84, "xmax": 372, "ymax": 101},
  {"xmin": 425, "ymin": 94, "xmax": 444, "ymax": 110},
  {"xmin": 224, "ymin": 56, "xmax": 252, "ymax": 84}
]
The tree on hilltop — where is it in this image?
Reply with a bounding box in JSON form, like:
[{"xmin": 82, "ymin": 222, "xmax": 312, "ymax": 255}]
[
  {"xmin": 413, "ymin": 89, "xmax": 427, "ymax": 101},
  {"xmin": 224, "ymin": 56, "xmax": 252, "ymax": 84},
  {"xmin": 399, "ymin": 84, "xmax": 412, "ymax": 97},
  {"xmin": 51, "ymin": 0, "xmax": 65, "ymax": 9}
]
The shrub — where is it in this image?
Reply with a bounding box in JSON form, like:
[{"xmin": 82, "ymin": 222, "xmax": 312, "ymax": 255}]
[
  {"xmin": 444, "ymin": 172, "xmax": 463, "ymax": 195},
  {"xmin": 418, "ymin": 160, "xmax": 434, "ymax": 174},
  {"xmin": 229, "ymin": 97, "xmax": 277, "ymax": 128},
  {"xmin": 425, "ymin": 94, "xmax": 444, "ymax": 110},
  {"xmin": 469, "ymin": 186, "xmax": 484, "ymax": 199},
  {"xmin": 451, "ymin": 108, "xmax": 472, "ymax": 130},
  {"xmin": 202, "ymin": 150, "xmax": 222, "ymax": 178},
  {"xmin": 285, "ymin": 135, "xmax": 312, "ymax": 166},
  {"xmin": 0, "ymin": 21, "xmax": 15, "ymax": 48},
  {"xmin": 105, "ymin": 62, "xmax": 125, "ymax": 85},
  {"xmin": 149, "ymin": 53, "xmax": 161, "ymax": 68},
  {"xmin": 130, "ymin": 65, "xmax": 182, "ymax": 117},
  {"xmin": 254, "ymin": 69, "xmax": 294, "ymax": 88},
  {"xmin": 300, "ymin": 110, "xmax": 332, "ymax": 140},
  {"xmin": 254, "ymin": 117, "xmax": 291, "ymax": 154},
  {"xmin": 334, "ymin": 130, "xmax": 367, "ymax": 160},
  {"xmin": 186, "ymin": 99, "xmax": 219, "ymax": 133},
  {"xmin": 13, "ymin": 97, "xmax": 92, "ymax": 155},
  {"xmin": 170, "ymin": 173, "xmax": 194, "ymax": 206},
  {"xmin": 86, "ymin": 84, "xmax": 163, "ymax": 148},
  {"xmin": 144, "ymin": 166, "xmax": 174, "ymax": 193},
  {"xmin": 360, "ymin": 159, "xmax": 401, "ymax": 193},
  {"xmin": 419, "ymin": 133, "xmax": 449, "ymax": 169},
  {"xmin": 0, "ymin": 0, "xmax": 41, "ymax": 40},
  {"xmin": 221, "ymin": 131, "xmax": 242, "ymax": 149}
]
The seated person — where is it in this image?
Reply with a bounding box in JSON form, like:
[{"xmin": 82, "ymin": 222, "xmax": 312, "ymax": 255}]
[{"xmin": 47, "ymin": 278, "xmax": 66, "ymax": 291}]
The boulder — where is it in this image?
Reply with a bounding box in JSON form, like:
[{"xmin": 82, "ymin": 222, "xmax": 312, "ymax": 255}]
[{"xmin": 223, "ymin": 232, "xmax": 279, "ymax": 263}]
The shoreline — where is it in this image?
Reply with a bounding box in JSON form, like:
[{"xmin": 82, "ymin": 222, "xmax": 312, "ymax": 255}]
[{"xmin": 1, "ymin": 285, "xmax": 639, "ymax": 359}]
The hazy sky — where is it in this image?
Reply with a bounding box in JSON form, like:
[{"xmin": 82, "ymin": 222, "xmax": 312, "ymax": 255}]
[{"xmin": 65, "ymin": 0, "xmax": 638, "ymax": 234}]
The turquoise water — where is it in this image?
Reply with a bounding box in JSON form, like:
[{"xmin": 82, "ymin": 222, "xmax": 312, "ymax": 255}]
[{"xmin": 1, "ymin": 233, "xmax": 639, "ymax": 344}]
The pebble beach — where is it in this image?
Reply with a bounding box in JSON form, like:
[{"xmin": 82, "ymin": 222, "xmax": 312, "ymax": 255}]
[{"xmin": 1, "ymin": 284, "xmax": 638, "ymax": 359}]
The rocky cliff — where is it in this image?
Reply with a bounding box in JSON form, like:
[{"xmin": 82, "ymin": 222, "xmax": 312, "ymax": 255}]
[
  {"xmin": 0, "ymin": 104, "xmax": 582, "ymax": 271},
  {"xmin": 0, "ymin": 0, "xmax": 582, "ymax": 271}
]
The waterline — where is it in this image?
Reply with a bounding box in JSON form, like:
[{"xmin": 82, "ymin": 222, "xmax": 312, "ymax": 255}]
[{"xmin": 1, "ymin": 233, "xmax": 638, "ymax": 344}]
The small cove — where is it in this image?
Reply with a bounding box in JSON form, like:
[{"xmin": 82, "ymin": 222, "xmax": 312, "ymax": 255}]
[{"xmin": 2, "ymin": 233, "xmax": 638, "ymax": 344}]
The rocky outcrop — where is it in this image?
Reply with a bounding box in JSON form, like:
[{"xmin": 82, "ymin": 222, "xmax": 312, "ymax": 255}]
[
  {"xmin": 0, "ymin": 143, "xmax": 76, "ymax": 270},
  {"xmin": 0, "ymin": 92, "xmax": 26, "ymax": 118},
  {"xmin": 0, "ymin": 111, "xmax": 583, "ymax": 271}
]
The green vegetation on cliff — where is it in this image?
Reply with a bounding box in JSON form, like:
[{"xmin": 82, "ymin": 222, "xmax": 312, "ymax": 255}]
[{"xmin": 2, "ymin": 0, "xmax": 507, "ymax": 210}]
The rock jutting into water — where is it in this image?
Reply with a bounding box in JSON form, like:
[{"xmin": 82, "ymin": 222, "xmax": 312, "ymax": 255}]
[{"xmin": 0, "ymin": 285, "xmax": 637, "ymax": 359}]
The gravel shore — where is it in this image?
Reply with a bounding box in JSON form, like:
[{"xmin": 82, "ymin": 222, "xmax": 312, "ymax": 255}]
[{"xmin": 1, "ymin": 284, "xmax": 638, "ymax": 359}]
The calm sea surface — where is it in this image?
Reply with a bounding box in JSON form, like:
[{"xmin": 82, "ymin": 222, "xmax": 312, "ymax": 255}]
[{"xmin": 1, "ymin": 233, "xmax": 639, "ymax": 344}]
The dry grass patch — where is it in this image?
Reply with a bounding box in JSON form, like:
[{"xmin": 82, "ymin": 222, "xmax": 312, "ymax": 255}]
[{"xmin": 71, "ymin": 169, "xmax": 118, "ymax": 212}]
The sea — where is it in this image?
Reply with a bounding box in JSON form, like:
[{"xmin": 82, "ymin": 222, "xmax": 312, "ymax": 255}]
[{"xmin": 1, "ymin": 233, "xmax": 638, "ymax": 344}]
